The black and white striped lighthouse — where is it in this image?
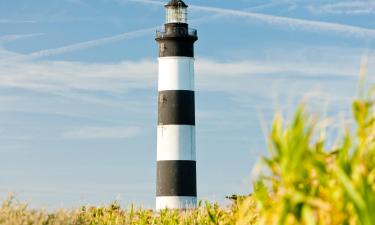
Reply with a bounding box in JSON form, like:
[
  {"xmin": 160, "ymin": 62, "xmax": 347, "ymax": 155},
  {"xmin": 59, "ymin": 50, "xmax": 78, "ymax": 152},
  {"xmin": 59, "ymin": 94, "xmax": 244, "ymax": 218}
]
[{"xmin": 155, "ymin": 0, "xmax": 198, "ymax": 210}]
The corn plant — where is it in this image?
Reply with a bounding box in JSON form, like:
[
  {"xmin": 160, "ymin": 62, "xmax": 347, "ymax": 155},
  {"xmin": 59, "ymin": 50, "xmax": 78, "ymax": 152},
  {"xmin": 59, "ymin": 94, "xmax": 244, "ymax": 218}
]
[{"xmin": 250, "ymin": 86, "xmax": 375, "ymax": 225}]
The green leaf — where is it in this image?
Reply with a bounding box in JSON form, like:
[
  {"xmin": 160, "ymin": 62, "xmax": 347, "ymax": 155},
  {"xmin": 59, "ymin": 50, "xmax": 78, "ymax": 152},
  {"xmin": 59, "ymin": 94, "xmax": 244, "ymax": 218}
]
[
  {"xmin": 335, "ymin": 166, "xmax": 366, "ymax": 210},
  {"xmin": 302, "ymin": 206, "xmax": 316, "ymax": 225}
]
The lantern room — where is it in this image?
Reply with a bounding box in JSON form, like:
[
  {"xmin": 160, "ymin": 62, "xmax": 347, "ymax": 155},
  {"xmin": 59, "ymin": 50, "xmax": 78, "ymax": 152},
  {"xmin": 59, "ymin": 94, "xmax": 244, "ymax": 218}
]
[{"xmin": 165, "ymin": 0, "xmax": 188, "ymax": 24}]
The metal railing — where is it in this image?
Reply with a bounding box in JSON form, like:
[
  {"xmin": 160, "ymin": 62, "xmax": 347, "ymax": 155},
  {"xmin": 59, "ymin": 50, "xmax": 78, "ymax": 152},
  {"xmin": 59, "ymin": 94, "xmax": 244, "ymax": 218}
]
[{"xmin": 156, "ymin": 28, "xmax": 197, "ymax": 38}]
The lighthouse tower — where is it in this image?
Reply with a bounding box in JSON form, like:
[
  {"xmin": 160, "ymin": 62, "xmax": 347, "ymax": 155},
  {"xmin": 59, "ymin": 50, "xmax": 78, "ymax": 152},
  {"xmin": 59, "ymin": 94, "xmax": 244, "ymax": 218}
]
[{"xmin": 155, "ymin": 0, "xmax": 198, "ymax": 210}]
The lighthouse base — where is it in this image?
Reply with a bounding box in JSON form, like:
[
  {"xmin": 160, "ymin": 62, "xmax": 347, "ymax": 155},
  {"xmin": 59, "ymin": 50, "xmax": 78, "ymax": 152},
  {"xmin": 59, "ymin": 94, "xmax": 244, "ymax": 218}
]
[{"xmin": 156, "ymin": 196, "xmax": 197, "ymax": 210}]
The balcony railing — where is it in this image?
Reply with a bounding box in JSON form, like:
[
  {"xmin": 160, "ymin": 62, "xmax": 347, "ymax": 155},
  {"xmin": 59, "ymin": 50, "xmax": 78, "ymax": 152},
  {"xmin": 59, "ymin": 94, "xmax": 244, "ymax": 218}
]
[{"xmin": 156, "ymin": 28, "xmax": 197, "ymax": 39}]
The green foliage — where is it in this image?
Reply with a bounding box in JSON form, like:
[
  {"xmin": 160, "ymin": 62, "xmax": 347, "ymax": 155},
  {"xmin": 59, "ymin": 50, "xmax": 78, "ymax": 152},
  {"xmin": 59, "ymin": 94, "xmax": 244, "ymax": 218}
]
[
  {"xmin": 0, "ymin": 87, "xmax": 373, "ymax": 225},
  {"xmin": 251, "ymin": 86, "xmax": 375, "ymax": 225}
]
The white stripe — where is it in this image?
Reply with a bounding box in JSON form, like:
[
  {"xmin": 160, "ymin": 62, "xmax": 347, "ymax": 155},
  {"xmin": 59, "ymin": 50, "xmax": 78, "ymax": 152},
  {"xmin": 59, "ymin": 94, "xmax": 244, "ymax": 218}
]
[
  {"xmin": 158, "ymin": 57, "xmax": 195, "ymax": 91},
  {"xmin": 157, "ymin": 125, "xmax": 196, "ymax": 161},
  {"xmin": 156, "ymin": 196, "xmax": 197, "ymax": 210}
]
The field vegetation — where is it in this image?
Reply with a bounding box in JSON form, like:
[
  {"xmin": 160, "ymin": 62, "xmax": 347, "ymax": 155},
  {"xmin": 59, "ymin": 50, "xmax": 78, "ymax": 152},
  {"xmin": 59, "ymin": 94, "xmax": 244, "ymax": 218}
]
[{"xmin": 1, "ymin": 85, "xmax": 374, "ymax": 224}]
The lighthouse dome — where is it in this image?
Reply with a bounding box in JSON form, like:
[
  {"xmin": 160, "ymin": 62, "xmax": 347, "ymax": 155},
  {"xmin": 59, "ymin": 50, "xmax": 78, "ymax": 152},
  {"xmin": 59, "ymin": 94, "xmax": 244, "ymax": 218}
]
[{"xmin": 166, "ymin": 0, "xmax": 188, "ymax": 7}]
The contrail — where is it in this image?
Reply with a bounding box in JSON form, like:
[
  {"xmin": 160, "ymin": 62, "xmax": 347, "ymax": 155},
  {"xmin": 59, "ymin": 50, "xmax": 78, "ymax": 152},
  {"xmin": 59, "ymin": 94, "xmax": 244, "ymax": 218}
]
[
  {"xmin": 9, "ymin": 1, "xmax": 374, "ymax": 61},
  {"xmin": 8, "ymin": 2, "xmax": 272, "ymax": 60},
  {"xmin": 21, "ymin": 26, "xmax": 158, "ymax": 60},
  {"xmin": 7, "ymin": 2, "xmax": 274, "ymax": 60},
  {"xmin": 124, "ymin": 0, "xmax": 375, "ymax": 39}
]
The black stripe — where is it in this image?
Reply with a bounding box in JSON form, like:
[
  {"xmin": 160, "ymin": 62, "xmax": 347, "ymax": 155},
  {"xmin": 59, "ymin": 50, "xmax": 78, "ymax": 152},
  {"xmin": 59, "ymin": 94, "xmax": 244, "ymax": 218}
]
[
  {"xmin": 157, "ymin": 160, "xmax": 197, "ymax": 197},
  {"xmin": 158, "ymin": 90, "xmax": 195, "ymax": 125},
  {"xmin": 156, "ymin": 23, "xmax": 197, "ymax": 57},
  {"xmin": 156, "ymin": 39, "xmax": 196, "ymax": 57}
]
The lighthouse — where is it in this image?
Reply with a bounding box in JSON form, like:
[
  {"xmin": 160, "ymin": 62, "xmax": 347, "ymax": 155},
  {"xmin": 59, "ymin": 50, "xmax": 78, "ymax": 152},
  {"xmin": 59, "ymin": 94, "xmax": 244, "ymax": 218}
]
[{"xmin": 155, "ymin": 0, "xmax": 198, "ymax": 210}]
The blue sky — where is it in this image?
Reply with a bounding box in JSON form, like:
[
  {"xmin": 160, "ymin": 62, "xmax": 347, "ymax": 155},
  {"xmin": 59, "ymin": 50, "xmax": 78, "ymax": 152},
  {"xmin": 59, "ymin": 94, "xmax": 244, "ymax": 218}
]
[{"xmin": 0, "ymin": 0, "xmax": 374, "ymax": 209}]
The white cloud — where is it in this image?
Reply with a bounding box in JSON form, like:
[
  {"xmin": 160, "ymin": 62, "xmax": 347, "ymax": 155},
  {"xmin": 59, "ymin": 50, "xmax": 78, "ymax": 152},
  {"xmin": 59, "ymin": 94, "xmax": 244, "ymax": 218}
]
[
  {"xmin": 0, "ymin": 56, "xmax": 362, "ymax": 96},
  {"xmin": 309, "ymin": 2, "xmax": 375, "ymax": 15},
  {"xmin": 197, "ymin": 58, "xmax": 358, "ymax": 77},
  {"xmin": 62, "ymin": 126, "xmax": 141, "ymax": 139},
  {"xmin": 0, "ymin": 47, "xmax": 19, "ymax": 59},
  {"xmin": 0, "ymin": 50, "xmax": 370, "ymax": 97},
  {"xmin": 0, "ymin": 45, "xmax": 372, "ymax": 126},
  {"xmin": 0, "ymin": 59, "xmax": 157, "ymax": 93}
]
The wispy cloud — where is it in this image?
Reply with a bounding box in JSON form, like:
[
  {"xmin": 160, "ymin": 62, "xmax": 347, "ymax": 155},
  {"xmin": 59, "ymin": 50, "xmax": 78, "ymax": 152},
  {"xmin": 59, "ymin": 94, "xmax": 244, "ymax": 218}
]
[
  {"xmin": 0, "ymin": 19, "xmax": 36, "ymax": 24},
  {"xmin": 124, "ymin": 0, "xmax": 375, "ymax": 39},
  {"xmin": 0, "ymin": 54, "xmax": 366, "ymax": 95},
  {"xmin": 309, "ymin": 2, "xmax": 375, "ymax": 15},
  {"xmin": 197, "ymin": 58, "xmax": 357, "ymax": 77},
  {"xmin": 0, "ymin": 47, "xmax": 20, "ymax": 59},
  {"xmin": 64, "ymin": 0, "xmax": 90, "ymax": 7},
  {"xmin": 195, "ymin": 55, "xmax": 367, "ymax": 96},
  {"xmin": 0, "ymin": 59, "xmax": 156, "ymax": 93},
  {"xmin": 62, "ymin": 126, "xmax": 141, "ymax": 139},
  {"xmin": 0, "ymin": 33, "xmax": 44, "ymax": 43}
]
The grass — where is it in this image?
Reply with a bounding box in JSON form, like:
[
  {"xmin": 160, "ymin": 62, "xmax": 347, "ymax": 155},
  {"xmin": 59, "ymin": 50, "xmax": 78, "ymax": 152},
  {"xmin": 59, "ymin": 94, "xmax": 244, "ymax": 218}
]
[{"xmin": 1, "ymin": 86, "xmax": 374, "ymax": 224}]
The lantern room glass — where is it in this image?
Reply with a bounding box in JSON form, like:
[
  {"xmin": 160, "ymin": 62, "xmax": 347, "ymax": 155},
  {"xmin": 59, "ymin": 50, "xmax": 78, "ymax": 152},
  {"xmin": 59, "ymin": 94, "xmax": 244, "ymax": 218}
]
[{"xmin": 166, "ymin": 6, "xmax": 187, "ymax": 23}]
